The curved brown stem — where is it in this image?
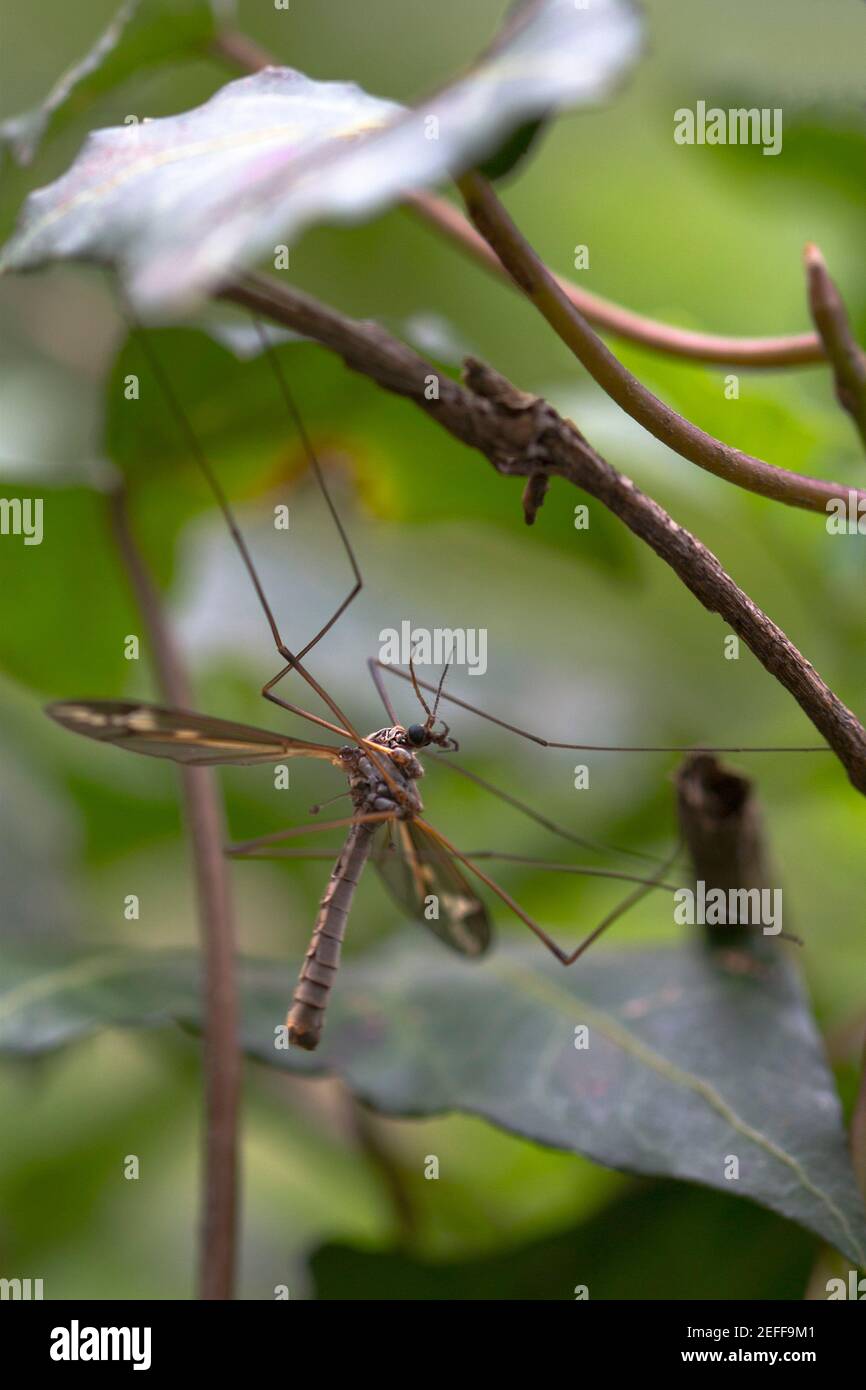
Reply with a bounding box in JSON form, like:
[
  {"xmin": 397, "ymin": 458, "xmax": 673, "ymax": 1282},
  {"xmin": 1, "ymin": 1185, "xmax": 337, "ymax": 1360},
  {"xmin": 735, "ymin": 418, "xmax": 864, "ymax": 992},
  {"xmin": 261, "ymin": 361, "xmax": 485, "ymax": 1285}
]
[
  {"xmin": 805, "ymin": 242, "xmax": 866, "ymax": 455},
  {"xmin": 408, "ymin": 190, "xmax": 825, "ymax": 368},
  {"xmin": 108, "ymin": 484, "xmax": 239, "ymax": 1300},
  {"xmin": 210, "ymin": 28, "xmax": 274, "ymax": 74}
]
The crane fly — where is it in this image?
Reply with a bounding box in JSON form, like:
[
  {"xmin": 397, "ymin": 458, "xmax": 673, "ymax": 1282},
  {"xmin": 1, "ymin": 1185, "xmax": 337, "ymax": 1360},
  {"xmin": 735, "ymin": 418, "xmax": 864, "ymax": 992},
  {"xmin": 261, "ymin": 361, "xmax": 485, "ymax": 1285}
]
[
  {"xmin": 45, "ymin": 668, "xmax": 671, "ymax": 1050},
  {"xmin": 45, "ymin": 303, "xmax": 822, "ymax": 1049},
  {"xmin": 46, "ymin": 679, "xmax": 496, "ymax": 1050}
]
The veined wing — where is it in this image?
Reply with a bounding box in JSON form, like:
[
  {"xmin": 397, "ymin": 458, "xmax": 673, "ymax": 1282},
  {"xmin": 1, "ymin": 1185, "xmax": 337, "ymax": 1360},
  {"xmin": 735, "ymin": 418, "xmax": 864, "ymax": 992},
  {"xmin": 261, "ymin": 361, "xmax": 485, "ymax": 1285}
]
[
  {"xmin": 46, "ymin": 700, "xmax": 344, "ymax": 767},
  {"xmin": 372, "ymin": 819, "xmax": 492, "ymax": 957}
]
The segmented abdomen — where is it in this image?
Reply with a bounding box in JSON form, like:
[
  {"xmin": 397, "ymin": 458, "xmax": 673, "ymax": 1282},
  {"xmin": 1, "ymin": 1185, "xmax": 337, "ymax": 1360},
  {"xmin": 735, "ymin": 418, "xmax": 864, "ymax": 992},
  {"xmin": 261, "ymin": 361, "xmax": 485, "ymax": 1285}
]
[{"xmin": 286, "ymin": 821, "xmax": 376, "ymax": 1051}]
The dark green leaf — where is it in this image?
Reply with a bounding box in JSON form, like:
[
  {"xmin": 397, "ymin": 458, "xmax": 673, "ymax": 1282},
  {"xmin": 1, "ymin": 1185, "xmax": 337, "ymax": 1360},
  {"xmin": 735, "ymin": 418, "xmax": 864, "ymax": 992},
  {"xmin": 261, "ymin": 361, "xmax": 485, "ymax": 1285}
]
[
  {"xmin": 0, "ymin": 483, "xmax": 141, "ymax": 694},
  {"xmin": 312, "ymin": 1180, "xmax": 817, "ymax": 1300},
  {"xmin": 1, "ymin": 936, "xmax": 863, "ymax": 1264},
  {"xmin": 104, "ymin": 324, "xmax": 635, "ymax": 573},
  {"xmin": 476, "ymin": 116, "xmax": 549, "ymax": 183}
]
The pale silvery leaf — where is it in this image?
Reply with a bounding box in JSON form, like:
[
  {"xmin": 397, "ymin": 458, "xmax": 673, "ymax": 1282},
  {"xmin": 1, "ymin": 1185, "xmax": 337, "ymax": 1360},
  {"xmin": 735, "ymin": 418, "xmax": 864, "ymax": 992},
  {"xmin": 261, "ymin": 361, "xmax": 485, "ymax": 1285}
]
[{"xmin": 0, "ymin": 0, "xmax": 643, "ymax": 312}]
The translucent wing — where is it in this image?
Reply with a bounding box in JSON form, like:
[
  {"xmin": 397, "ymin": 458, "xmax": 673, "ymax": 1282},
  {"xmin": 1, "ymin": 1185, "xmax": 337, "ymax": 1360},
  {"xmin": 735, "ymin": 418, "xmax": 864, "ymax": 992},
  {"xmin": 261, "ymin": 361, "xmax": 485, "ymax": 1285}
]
[
  {"xmin": 46, "ymin": 700, "xmax": 344, "ymax": 767},
  {"xmin": 372, "ymin": 819, "xmax": 492, "ymax": 956}
]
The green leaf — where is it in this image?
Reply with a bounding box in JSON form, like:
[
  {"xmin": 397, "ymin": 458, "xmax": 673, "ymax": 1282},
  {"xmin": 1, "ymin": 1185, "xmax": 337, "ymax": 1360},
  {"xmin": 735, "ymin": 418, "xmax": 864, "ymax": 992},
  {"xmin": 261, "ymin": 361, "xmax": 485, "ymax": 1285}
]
[
  {"xmin": 0, "ymin": 322, "xmax": 633, "ymax": 705},
  {"xmin": 0, "ymin": 0, "xmax": 219, "ymax": 166},
  {"xmin": 105, "ymin": 323, "xmax": 635, "ymax": 572},
  {"xmin": 311, "ymin": 1180, "xmax": 817, "ymax": 1300},
  {"xmin": 476, "ymin": 116, "xmax": 549, "ymax": 183},
  {"xmin": 0, "ymin": 483, "xmax": 140, "ymax": 695},
  {"xmin": 1, "ymin": 936, "xmax": 863, "ymax": 1265},
  {"xmin": 0, "ymin": 728, "xmax": 81, "ymax": 941},
  {"xmin": 0, "ymin": 0, "xmax": 644, "ymax": 311}
]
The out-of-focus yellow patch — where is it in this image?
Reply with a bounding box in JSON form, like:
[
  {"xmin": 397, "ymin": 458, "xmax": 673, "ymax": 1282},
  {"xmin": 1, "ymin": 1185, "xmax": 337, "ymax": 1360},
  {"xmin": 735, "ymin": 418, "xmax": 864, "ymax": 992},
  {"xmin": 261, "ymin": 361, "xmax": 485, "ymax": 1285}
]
[{"xmin": 249, "ymin": 431, "xmax": 402, "ymax": 519}]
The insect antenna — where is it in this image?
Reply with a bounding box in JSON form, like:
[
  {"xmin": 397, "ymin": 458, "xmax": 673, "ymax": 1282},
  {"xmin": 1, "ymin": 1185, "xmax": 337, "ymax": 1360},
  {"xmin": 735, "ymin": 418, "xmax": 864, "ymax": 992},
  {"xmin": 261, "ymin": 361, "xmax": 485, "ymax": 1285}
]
[
  {"xmin": 367, "ymin": 656, "xmax": 667, "ymax": 863},
  {"xmin": 432, "ymin": 646, "xmax": 453, "ymax": 719},
  {"xmin": 407, "ymin": 641, "xmax": 434, "ymax": 720},
  {"xmin": 410, "ymin": 640, "xmax": 458, "ymax": 747},
  {"xmin": 430, "ymin": 643, "xmax": 456, "ymax": 738}
]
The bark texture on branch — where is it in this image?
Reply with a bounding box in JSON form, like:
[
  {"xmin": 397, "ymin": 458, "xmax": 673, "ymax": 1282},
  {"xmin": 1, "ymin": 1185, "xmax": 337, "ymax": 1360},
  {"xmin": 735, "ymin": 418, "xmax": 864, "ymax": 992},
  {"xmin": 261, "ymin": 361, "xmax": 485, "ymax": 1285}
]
[
  {"xmin": 805, "ymin": 243, "xmax": 866, "ymax": 455},
  {"xmin": 675, "ymin": 753, "xmax": 778, "ymax": 955},
  {"xmin": 220, "ymin": 274, "xmax": 866, "ymax": 795}
]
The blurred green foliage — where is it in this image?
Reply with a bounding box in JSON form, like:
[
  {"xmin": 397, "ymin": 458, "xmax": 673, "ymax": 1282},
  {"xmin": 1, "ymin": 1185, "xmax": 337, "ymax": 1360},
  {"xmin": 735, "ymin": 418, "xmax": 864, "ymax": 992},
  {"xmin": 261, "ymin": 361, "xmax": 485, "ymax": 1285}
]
[{"xmin": 2, "ymin": 0, "xmax": 866, "ymax": 1299}]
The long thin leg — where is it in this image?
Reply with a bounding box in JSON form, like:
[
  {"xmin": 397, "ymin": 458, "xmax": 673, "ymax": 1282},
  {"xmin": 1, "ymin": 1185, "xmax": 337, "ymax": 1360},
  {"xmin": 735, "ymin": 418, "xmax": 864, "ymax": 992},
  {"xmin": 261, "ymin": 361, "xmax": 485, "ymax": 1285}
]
[
  {"xmin": 415, "ymin": 817, "xmax": 680, "ymax": 965},
  {"xmin": 256, "ymin": 665, "xmax": 404, "ymax": 800},
  {"xmin": 260, "ymin": 665, "xmax": 355, "ymax": 740},
  {"xmin": 367, "ymin": 658, "xmax": 400, "ymax": 723},
  {"xmin": 372, "ymin": 660, "xmax": 830, "ymax": 754},
  {"xmin": 126, "ymin": 315, "xmax": 363, "ymax": 743},
  {"xmin": 555, "ymin": 843, "xmax": 683, "ymax": 963},
  {"xmin": 426, "ymin": 751, "xmax": 662, "ymax": 864},
  {"xmin": 444, "ymin": 852, "xmax": 681, "ymax": 891},
  {"xmin": 231, "ymin": 834, "xmax": 799, "ymax": 945},
  {"xmin": 368, "ymin": 657, "xmax": 668, "ymax": 867},
  {"xmin": 368, "ymin": 651, "xmax": 455, "ymax": 731},
  {"xmin": 230, "ymin": 840, "xmax": 681, "ymax": 891},
  {"xmin": 127, "ymin": 321, "xmax": 355, "ymax": 722},
  {"xmin": 126, "ymin": 316, "xmax": 407, "ymax": 800},
  {"xmin": 251, "ymin": 315, "xmax": 363, "ymax": 664},
  {"xmin": 227, "ymin": 810, "xmax": 393, "ymax": 858}
]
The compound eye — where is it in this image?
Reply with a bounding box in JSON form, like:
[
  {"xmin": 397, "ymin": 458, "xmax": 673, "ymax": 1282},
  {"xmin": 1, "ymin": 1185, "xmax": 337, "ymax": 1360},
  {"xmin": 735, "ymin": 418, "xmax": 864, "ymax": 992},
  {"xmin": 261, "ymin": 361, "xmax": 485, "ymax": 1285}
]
[{"xmin": 406, "ymin": 723, "xmax": 427, "ymax": 746}]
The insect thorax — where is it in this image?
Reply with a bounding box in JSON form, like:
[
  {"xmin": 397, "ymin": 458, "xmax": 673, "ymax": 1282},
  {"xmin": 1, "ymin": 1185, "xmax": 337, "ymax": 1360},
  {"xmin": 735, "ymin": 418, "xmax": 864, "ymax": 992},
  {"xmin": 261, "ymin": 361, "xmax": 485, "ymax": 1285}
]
[{"xmin": 340, "ymin": 726, "xmax": 424, "ymax": 819}]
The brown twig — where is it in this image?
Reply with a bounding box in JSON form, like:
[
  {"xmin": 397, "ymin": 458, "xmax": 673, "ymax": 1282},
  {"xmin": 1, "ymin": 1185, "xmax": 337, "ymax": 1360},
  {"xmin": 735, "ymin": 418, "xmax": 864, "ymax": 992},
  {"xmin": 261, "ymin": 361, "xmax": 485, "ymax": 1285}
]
[
  {"xmin": 521, "ymin": 470, "xmax": 549, "ymax": 525},
  {"xmin": 455, "ymin": 171, "xmax": 865, "ymax": 515},
  {"xmin": 210, "ymin": 27, "xmax": 275, "ymax": 75},
  {"xmin": 801, "ymin": 243, "xmax": 866, "ymax": 1222},
  {"xmin": 210, "ymin": 26, "xmax": 826, "ymax": 372},
  {"xmin": 805, "ymin": 243, "xmax": 866, "ymax": 455},
  {"xmin": 107, "ymin": 484, "xmax": 240, "ymax": 1301},
  {"xmin": 676, "ymin": 756, "xmax": 770, "ymax": 903},
  {"xmin": 675, "ymin": 753, "xmax": 787, "ymax": 956},
  {"xmin": 219, "ymin": 272, "xmax": 866, "ymax": 796}
]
